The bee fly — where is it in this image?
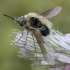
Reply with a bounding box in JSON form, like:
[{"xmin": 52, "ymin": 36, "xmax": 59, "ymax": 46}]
[{"xmin": 3, "ymin": 6, "xmax": 62, "ymax": 64}]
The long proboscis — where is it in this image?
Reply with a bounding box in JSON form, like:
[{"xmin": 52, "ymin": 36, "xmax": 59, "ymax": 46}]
[{"xmin": 3, "ymin": 14, "xmax": 14, "ymax": 20}]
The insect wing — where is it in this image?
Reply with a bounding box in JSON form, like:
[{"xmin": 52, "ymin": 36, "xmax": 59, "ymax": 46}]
[
  {"xmin": 32, "ymin": 30, "xmax": 55, "ymax": 65},
  {"xmin": 40, "ymin": 6, "xmax": 62, "ymax": 18}
]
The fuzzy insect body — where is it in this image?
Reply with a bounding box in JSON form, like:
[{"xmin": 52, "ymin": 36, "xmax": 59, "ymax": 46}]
[{"xmin": 3, "ymin": 6, "xmax": 62, "ymax": 65}]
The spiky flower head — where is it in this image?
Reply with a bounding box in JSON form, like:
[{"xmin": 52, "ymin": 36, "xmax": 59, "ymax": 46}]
[{"xmin": 11, "ymin": 28, "xmax": 70, "ymax": 66}]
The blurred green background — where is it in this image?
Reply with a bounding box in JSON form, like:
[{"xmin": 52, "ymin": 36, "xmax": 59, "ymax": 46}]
[{"xmin": 0, "ymin": 0, "xmax": 70, "ymax": 70}]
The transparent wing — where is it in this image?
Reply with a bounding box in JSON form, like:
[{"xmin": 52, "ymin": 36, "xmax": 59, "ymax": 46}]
[
  {"xmin": 32, "ymin": 30, "xmax": 55, "ymax": 65},
  {"xmin": 40, "ymin": 6, "xmax": 62, "ymax": 18}
]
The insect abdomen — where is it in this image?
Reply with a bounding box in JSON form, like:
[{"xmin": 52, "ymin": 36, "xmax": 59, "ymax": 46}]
[
  {"xmin": 29, "ymin": 17, "xmax": 42, "ymax": 28},
  {"xmin": 40, "ymin": 25, "xmax": 50, "ymax": 36},
  {"xmin": 29, "ymin": 17, "xmax": 50, "ymax": 36}
]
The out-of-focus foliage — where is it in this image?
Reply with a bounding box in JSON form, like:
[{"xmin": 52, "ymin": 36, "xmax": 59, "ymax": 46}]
[{"xmin": 0, "ymin": 0, "xmax": 70, "ymax": 70}]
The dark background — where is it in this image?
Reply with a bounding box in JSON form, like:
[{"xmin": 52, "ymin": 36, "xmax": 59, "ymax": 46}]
[{"xmin": 0, "ymin": 0, "xmax": 70, "ymax": 70}]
